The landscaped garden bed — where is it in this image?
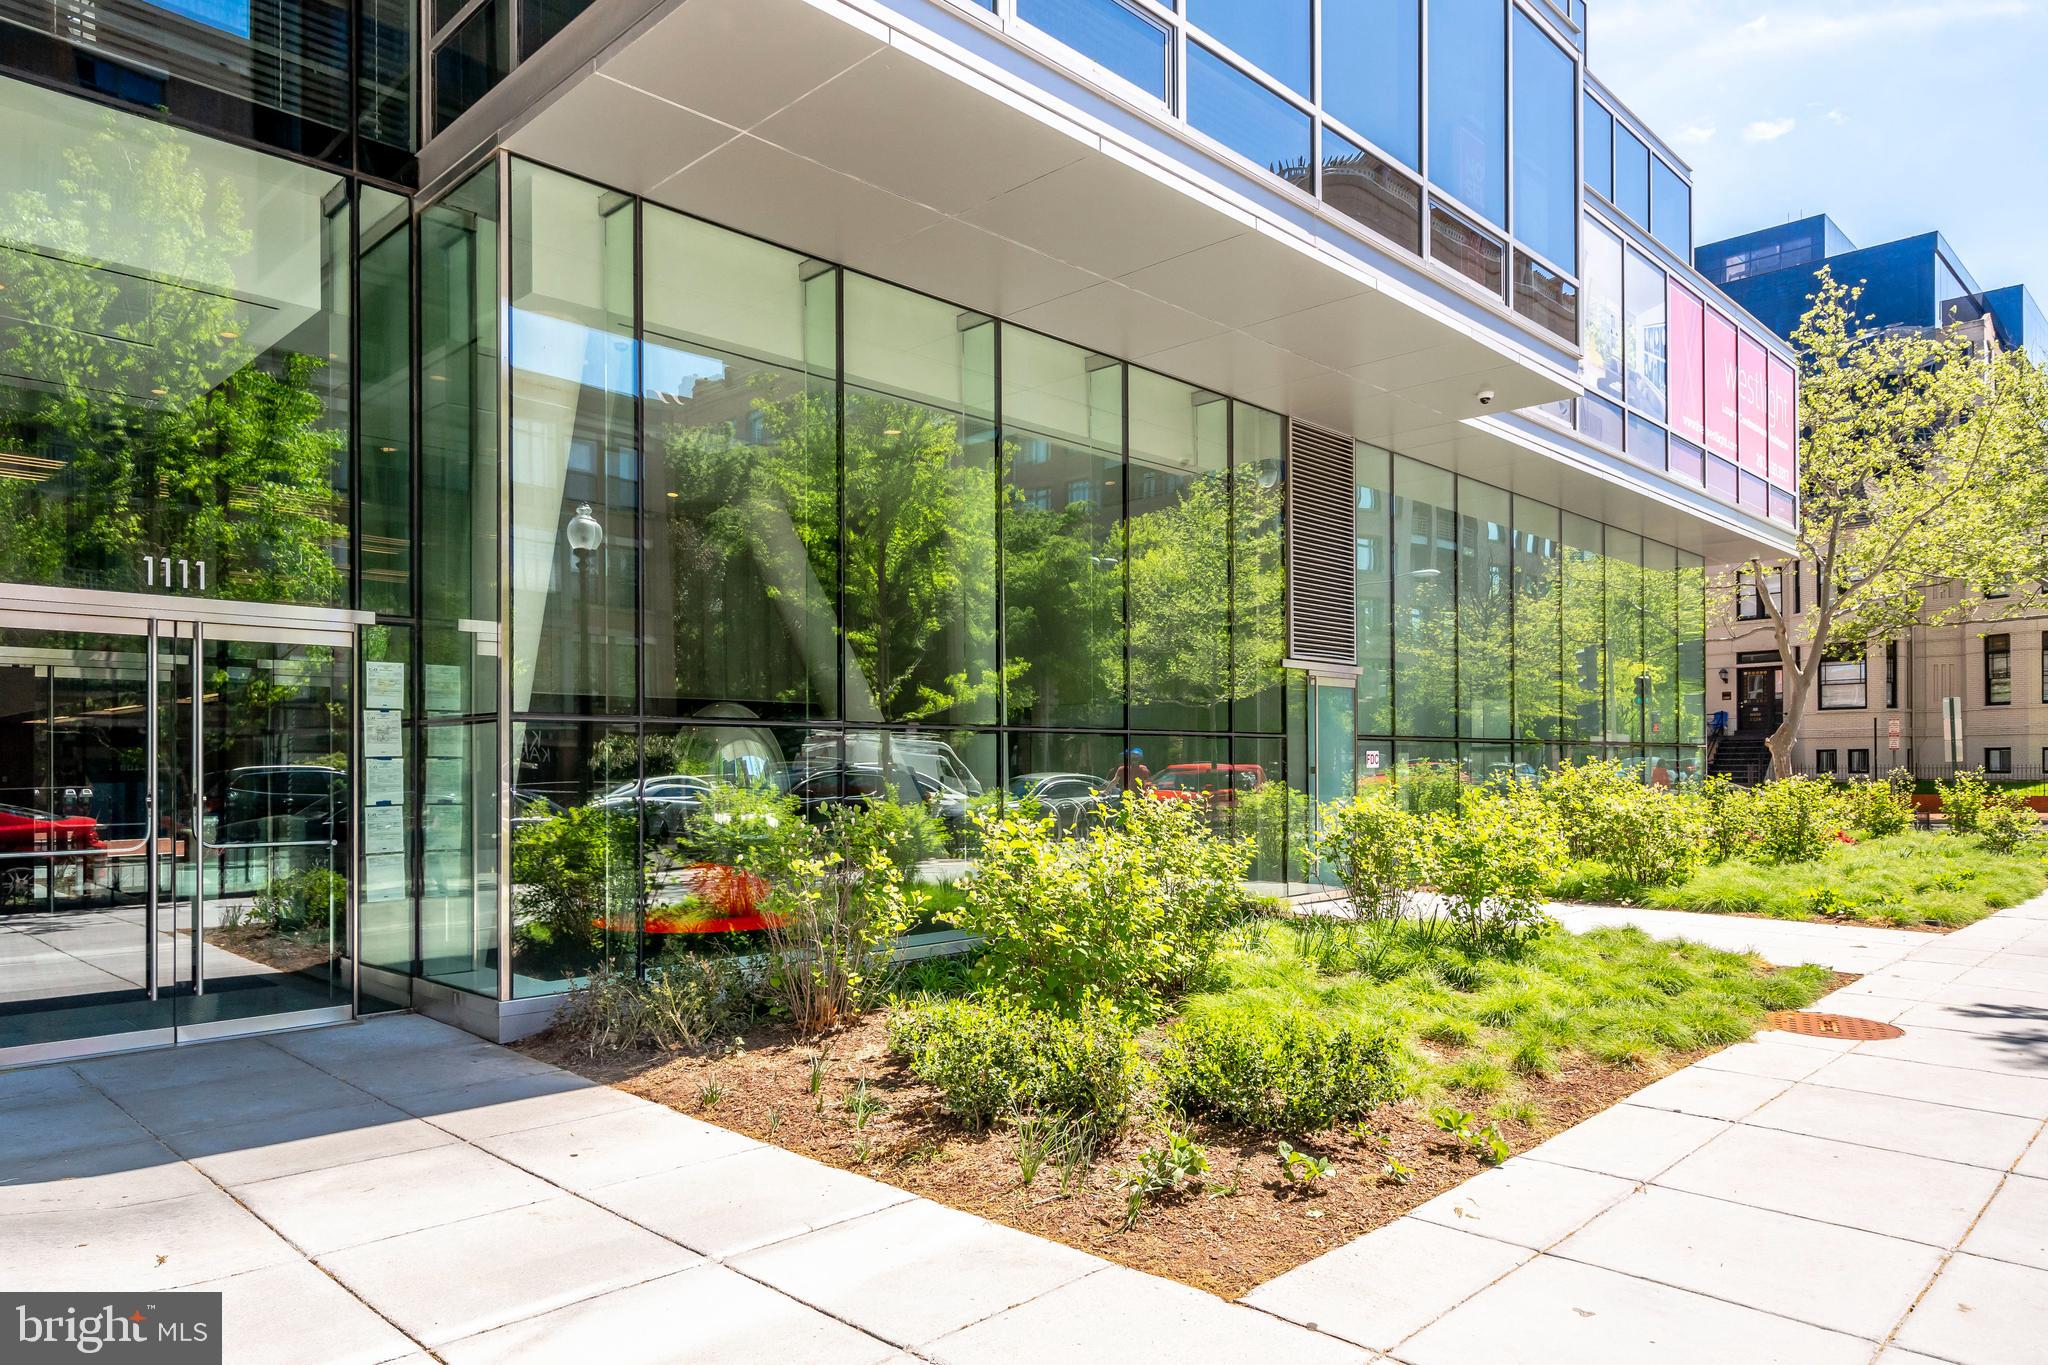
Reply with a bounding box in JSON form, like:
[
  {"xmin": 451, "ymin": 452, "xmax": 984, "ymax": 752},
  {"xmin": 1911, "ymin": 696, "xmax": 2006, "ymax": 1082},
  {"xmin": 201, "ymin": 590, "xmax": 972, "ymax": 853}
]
[
  {"xmin": 520, "ymin": 776, "xmax": 1841, "ymax": 1297},
  {"xmin": 1536, "ymin": 763, "xmax": 2047, "ymax": 930}
]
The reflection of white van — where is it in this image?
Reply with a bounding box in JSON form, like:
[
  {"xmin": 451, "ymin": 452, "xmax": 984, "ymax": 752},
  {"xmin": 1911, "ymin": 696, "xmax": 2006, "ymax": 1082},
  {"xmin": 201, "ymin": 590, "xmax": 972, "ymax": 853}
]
[{"xmin": 806, "ymin": 733, "xmax": 983, "ymax": 801}]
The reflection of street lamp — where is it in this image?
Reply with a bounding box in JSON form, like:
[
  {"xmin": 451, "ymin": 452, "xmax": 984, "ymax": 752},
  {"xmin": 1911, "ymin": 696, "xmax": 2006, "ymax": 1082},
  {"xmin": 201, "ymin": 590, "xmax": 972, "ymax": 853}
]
[{"xmin": 566, "ymin": 504, "xmax": 604, "ymax": 703}]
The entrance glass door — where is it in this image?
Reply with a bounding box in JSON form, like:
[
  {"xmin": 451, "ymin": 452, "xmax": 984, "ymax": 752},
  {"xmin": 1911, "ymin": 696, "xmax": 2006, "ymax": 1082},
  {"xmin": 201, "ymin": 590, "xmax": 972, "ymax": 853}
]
[{"xmin": 0, "ymin": 611, "xmax": 354, "ymax": 1061}]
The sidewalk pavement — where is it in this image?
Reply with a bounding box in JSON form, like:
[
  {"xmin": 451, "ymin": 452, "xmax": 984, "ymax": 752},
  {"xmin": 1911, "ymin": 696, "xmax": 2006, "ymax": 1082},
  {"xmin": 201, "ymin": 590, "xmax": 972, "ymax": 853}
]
[
  {"xmin": 3, "ymin": 899, "xmax": 2044, "ymax": 1363},
  {"xmin": 1250, "ymin": 898, "xmax": 2048, "ymax": 1363}
]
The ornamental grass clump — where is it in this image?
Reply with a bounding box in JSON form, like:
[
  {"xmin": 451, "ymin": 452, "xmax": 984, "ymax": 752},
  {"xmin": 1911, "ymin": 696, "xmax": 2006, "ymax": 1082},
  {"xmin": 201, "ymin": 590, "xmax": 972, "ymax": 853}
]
[{"xmin": 956, "ymin": 792, "xmax": 1251, "ymax": 1022}]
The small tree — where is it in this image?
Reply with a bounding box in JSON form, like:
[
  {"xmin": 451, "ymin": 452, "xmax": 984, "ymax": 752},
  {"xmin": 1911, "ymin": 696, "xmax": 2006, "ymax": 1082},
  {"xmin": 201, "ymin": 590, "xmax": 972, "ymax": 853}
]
[{"xmin": 1738, "ymin": 270, "xmax": 2048, "ymax": 778}]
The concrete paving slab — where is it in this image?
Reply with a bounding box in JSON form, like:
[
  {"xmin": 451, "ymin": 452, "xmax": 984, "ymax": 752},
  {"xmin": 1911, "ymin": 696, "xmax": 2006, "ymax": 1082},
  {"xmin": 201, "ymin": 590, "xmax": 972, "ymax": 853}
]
[
  {"xmin": 1657, "ymin": 1125, "xmax": 2003, "ymax": 1247},
  {"xmin": 1804, "ymin": 1051, "xmax": 2048, "ymax": 1118},
  {"xmin": 268, "ymin": 1013, "xmax": 481, "ymax": 1062},
  {"xmin": 438, "ymin": 1264, "xmax": 900, "ymax": 1365},
  {"xmin": 1693, "ymin": 1038, "xmax": 1838, "ymax": 1081},
  {"xmin": 406, "ymin": 1072, "xmax": 652, "ymax": 1141},
  {"xmin": 1390, "ymin": 1254, "xmax": 1872, "ymax": 1365},
  {"xmin": 1745, "ymin": 1081, "xmax": 2041, "ymax": 1170},
  {"xmin": 232, "ymin": 1142, "xmax": 558, "ymax": 1255},
  {"xmin": 1852, "ymin": 1024, "xmax": 2048, "ymax": 1079},
  {"xmin": 73, "ymin": 1038, "xmax": 308, "ymax": 1096},
  {"xmin": 731, "ymin": 1199, "xmax": 1101, "ymax": 1348},
  {"xmin": 1242, "ymin": 1219, "xmax": 1530, "ymax": 1351},
  {"xmin": 317, "ymin": 1195, "xmax": 700, "ymax": 1347},
  {"xmin": 1552, "ymin": 1185, "xmax": 1944, "ymax": 1340},
  {"xmin": 474, "ymin": 1102, "xmax": 761, "ymax": 1191},
  {"xmin": 933, "ymin": 1263, "xmax": 1371, "ymax": 1365},
  {"xmin": 0, "ymin": 1188, "xmax": 300, "ymax": 1292},
  {"xmin": 2017, "ymin": 1134, "xmax": 2048, "ymax": 1180},
  {"xmin": 1404, "ymin": 1159, "xmax": 1637, "ymax": 1250},
  {"xmin": 163, "ymin": 1099, "xmax": 459, "ymax": 1187},
  {"xmin": 585, "ymin": 1145, "xmax": 912, "ymax": 1258},
  {"xmin": 1620, "ymin": 1066, "xmax": 1790, "ymax": 1121},
  {"xmin": 0, "ymin": 1139, "xmax": 212, "ymax": 1212},
  {"xmin": 0, "ymin": 1062, "xmax": 95, "ymax": 1108},
  {"xmin": 297, "ymin": 1040, "xmax": 568, "ymax": 1107},
  {"xmin": 185, "ymin": 1258, "xmax": 420, "ymax": 1365},
  {"xmin": 1893, "ymin": 1252, "xmax": 2048, "ymax": 1364},
  {"xmin": 1957, "ymin": 1173, "xmax": 2048, "ymax": 1271},
  {"xmin": 0, "ymin": 1092, "xmax": 160, "ymax": 1168},
  {"xmin": 1518, "ymin": 1104, "xmax": 1728, "ymax": 1181},
  {"xmin": 99, "ymin": 1057, "xmax": 372, "ymax": 1138}
]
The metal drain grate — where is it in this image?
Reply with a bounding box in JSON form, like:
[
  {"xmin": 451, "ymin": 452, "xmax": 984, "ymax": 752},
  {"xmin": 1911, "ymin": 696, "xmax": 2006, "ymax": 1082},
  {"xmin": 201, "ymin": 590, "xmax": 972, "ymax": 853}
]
[{"xmin": 1763, "ymin": 1011, "xmax": 1903, "ymax": 1041}]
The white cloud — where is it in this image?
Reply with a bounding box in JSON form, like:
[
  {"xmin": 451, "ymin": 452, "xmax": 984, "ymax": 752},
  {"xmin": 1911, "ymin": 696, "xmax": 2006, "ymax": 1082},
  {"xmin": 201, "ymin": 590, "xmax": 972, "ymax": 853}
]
[
  {"xmin": 1674, "ymin": 119, "xmax": 1719, "ymax": 146},
  {"xmin": 1743, "ymin": 118, "xmax": 1798, "ymax": 143},
  {"xmin": 1825, "ymin": 109, "xmax": 1850, "ymax": 126}
]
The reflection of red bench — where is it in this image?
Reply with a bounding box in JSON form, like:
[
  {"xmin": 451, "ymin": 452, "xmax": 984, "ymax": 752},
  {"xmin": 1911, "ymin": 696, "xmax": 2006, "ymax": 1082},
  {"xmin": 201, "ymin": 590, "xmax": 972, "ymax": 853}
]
[{"xmin": 650, "ymin": 863, "xmax": 778, "ymax": 935}]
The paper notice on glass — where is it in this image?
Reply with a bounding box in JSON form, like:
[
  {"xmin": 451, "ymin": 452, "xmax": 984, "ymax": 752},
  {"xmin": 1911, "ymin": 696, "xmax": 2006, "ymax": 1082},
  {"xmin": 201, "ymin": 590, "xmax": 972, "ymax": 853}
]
[
  {"xmin": 425, "ymin": 664, "xmax": 465, "ymax": 716},
  {"xmin": 364, "ymin": 708, "xmax": 404, "ymax": 758},
  {"xmin": 363, "ymin": 803, "xmax": 406, "ymax": 854},
  {"xmin": 425, "ymin": 755, "xmax": 466, "ymax": 805},
  {"xmin": 362, "ymin": 852, "xmax": 408, "ymax": 902},
  {"xmin": 427, "ymin": 725, "xmax": 468, "ymax": 758},
  {"xmin": 422, "ymin": 808, "xmax": 465, "ymax": 852},
  {"xmin": 364, "ymin": 756, "xmax": 404, "ymax": 807},
  {"xmin": 364, "ymin": 660, "xmax": 406, "ymax": 712}
]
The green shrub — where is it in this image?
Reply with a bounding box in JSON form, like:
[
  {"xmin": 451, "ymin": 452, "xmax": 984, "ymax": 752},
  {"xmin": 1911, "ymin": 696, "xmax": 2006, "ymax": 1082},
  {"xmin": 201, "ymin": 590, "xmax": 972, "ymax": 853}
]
[
  {"xmin": 1534, "ymin": 759, "xmax": 1707, "ymax": 888},
  {"xmin": 1160, "ymin": 1005, "xmax": 1404, "ymax": 1132},
  {"xmin": 1422, "ymin": 787, "xmax": 1565, "ymax": 948},
  {"xmin": 1744, "ymin": 777, "xmax": 1844, "ymax": 864},
  {"xmin": 512, "ymin": 803, "xmax": 637, "ymax": 951},
  {"xmin": 1312, "ymin": 786, "xmax": 1428, "ymax": 923},
  {"xmin": 1392, "ymin": 760, "xmax": 1467, "ymax": 814},
  {"xmin": 1836, "ymin": 779, "xmax": 1913, "ymax": 839},
  {"xmin": 250, "ymin": 867, "xmax": 348, "ymax": 934},
  {"xmin": 753, "ymin": 802, "xmax": 928, "ymax": 1035},
  {"xmin": 1940, "ymin": 769, "xmax": 1993, "ymax": 835},
  {"xmin": 1698, "ymin": 774, "xmax": 1753, "ymax": 863},
  {"xmin": 957, "ymin": 793, "xmax": 1251, "ymax": 1021},
  {"xmin": 1978, "ymin": 795, "xmax": 2038, "ymax": 854},
  {"xmin": 887, "ymin": 997, "xmax": 1145, "ymax": 1137}
]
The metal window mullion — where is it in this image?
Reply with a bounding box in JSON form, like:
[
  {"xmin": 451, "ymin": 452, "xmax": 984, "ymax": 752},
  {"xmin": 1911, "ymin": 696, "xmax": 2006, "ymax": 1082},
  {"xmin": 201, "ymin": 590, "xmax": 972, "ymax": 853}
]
[
  {"xmin": 631, "ymin": 191, "xmax": 647, "ymax": 982},
  {"xmin": 494, "ymin": 150, "xmax": 515, "ymax": 1007}
]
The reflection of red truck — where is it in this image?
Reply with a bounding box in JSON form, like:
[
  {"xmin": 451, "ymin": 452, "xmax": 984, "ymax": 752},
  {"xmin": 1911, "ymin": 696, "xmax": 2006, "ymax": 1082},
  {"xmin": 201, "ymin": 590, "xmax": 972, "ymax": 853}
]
[{"xmin": 1147, "ymin": 764, "xmax": 1265, "ymax": 816}]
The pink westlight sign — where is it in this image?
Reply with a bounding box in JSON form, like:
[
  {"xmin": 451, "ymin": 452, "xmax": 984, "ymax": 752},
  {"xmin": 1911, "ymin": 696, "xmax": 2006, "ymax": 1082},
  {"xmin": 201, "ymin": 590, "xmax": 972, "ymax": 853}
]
[
  {"xmin": 1767, "ymin": 356, "xmax": 1797, "ymax": 487},
  {"xmin": 1737, "ymin": 333, "xmax": 1768, "ymax": 473},
  {"xmin": 1704, "ymin": 310, "xmax": 1738, "ymax": 460},
  {"xmin": 1668, "ymin": 282, "xmax": 1705, "ymax": 446}
]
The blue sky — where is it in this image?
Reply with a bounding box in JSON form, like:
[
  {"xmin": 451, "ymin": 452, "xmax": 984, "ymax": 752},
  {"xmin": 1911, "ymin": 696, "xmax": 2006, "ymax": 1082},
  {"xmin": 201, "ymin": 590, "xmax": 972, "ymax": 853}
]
[{"xmin": 1588, "ymin": 0, "xmax": 2048, "ymax": 297}]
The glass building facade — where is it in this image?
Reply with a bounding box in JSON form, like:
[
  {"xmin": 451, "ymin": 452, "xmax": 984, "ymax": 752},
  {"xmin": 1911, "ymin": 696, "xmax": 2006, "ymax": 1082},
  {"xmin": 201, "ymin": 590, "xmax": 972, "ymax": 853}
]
[{"xmin": 0, "ymin": 0, "xmax": 1767, "ymax": 1053}]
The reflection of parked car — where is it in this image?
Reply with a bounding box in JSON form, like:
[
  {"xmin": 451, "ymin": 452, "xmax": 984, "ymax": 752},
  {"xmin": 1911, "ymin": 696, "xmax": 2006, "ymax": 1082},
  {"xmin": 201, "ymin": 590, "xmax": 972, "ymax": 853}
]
[
  {"xmin": 1148, "ymin": 764, "xmax": 1265, "ymax": 817},
  {"xmin": 592, "ymin": 775, "xmax": 716, "ymax": 840},
  {"xmin": 1008, "ymin": 772, "xmax": 1110, "ymax": 830},
  {"xmin": 819, "ymin": 735, "xmax": 984, "ymax": 802},
  {"xmin": 789, "ymin": 764, "xmax": 929, "ymax": 820},
  {"xmin": 219, "ymin": 766, "xmax": 347, "ymax": 845},
  {"xmin": 0, "ymin": 802, "xmax": 106, "ymax": 854},
  {"xmin": 510, "ymin": 790, "xmax": 568, "ymax": 831}
]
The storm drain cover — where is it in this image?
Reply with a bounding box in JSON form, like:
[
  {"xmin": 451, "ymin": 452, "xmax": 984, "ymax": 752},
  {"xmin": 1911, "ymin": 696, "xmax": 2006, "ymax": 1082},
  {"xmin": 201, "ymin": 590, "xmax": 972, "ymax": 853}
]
[{"xmin": 1763, "ymin": 1011, "xmax": 1903, "ymax": 1041}]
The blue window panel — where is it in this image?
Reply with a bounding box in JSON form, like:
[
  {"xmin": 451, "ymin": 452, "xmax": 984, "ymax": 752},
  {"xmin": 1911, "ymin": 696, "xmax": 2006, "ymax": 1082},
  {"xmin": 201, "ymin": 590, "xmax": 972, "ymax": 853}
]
[
  {"xmin": 1651, "ymin": 158, "xmax": 1692, "ymax": 258},
  {"xmin": 1188, "ymin": 0, "xmax": 1310, "ymax": 95},
  {"xmin": 1583, "ymin": 93, "xmax": 1613, "ymax": 200},
  {"xmin": 1018, "ymin": 0, "xmax": 1170, "ymax": 99},
  {"xmin": 1187, "ymin": 43, "xmax": 1313, "ymax": 184},
  {"xmin": 1426, "ymin": 0, "xmax": 1507, "ymax": 226},
  {"xmin": 1626, "ymin": 412, "xmax": 1668, "ymax": 470},
  {"xmin": 1614, "ymin": 124, "xmax": 1651, "ymax": 227},
  {"xmin": 1580, "ymin": 393, "xmax": 1625, "ymax": 450},
  {"xmin": 1511, "ymin": 8, "xmax": 1576, "ymax": 273},
  {"xmin": 1322, "ymin": 0, "xmax": 1421, "ymax": 170}
]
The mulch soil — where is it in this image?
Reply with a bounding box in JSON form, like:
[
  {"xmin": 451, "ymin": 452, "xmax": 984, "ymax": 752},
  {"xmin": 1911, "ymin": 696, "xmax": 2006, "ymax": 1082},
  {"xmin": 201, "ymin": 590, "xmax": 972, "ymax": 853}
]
[{"xmin": 519, "ymin": 981, "xmax": 1844, "ymax": 1299}]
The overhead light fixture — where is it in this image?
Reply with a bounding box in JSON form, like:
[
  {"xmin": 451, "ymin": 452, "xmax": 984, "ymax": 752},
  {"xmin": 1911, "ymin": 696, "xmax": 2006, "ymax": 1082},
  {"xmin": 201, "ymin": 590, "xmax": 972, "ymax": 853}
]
[
  {"xmin": 150, "ymin": 387, "xmax": 167, "ymax": 396},
  {"xmin": 379, "ymin": 446, "xmax": 397, "ymax": 453},
  {"xmin": 217, "ymin": 330, "xmax": 238, "ymax": 340},
  {"xmin": 665, "ymin": 490, "xmax": 679, "ymax": 499},
  {"xmin": 883, "ymin": 428, "xmax": 903, "ymax": 437}
]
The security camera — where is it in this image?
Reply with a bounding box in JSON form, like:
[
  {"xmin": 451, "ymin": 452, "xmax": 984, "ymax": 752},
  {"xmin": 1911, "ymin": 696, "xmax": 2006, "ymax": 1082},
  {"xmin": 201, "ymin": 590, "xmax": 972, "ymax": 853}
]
[{"xmin": 1476, "ymin": 389, "xmax": 1497, "ymax": 407}]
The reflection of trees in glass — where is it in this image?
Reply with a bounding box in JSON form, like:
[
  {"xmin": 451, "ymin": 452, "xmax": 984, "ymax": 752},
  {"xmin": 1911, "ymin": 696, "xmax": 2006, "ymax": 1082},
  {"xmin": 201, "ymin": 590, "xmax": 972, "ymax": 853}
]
[
  {"xmin": 1002, "ymin": 487, "xmax": 1121, "ymax": 726},
  {"xmin": 0, "ymin": 115, "xmax": 345, "ymax": 604}
]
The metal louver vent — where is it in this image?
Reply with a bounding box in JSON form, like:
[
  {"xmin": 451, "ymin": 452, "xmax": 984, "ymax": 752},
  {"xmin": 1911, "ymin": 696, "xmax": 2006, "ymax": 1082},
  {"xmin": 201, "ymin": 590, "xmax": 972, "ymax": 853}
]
[{"xmin": 1284, "ymin": 419, "xmax": 1359, "ymax": 673}]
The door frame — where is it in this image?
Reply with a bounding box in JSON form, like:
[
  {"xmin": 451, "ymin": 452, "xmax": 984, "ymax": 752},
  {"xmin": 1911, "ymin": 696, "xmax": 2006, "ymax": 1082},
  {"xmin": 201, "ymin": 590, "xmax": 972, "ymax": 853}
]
[
  {"xmin": 0, "ymin": 583, "xmax": 374, "ymax": 1066},
  {"xmin": 1735, "ymin": 665, "xmax": 1784, "ymax": 733}
]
